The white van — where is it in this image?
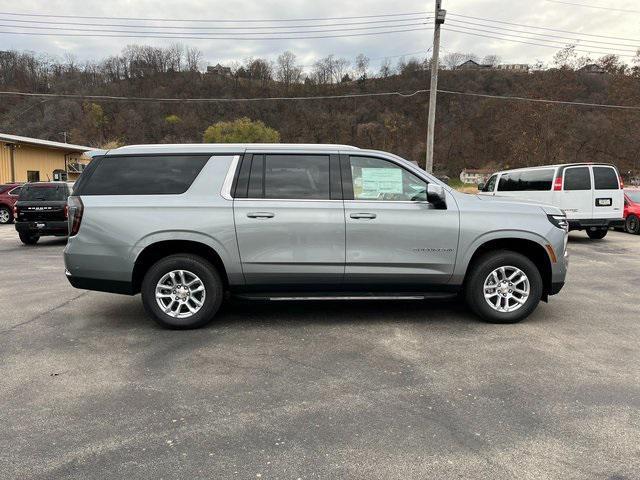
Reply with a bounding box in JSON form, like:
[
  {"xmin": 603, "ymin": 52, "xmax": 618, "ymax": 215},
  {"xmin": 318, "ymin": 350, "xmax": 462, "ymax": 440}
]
[{"xmin": 478, "ymin": 163, "xmax": 624, "ymax": 239}]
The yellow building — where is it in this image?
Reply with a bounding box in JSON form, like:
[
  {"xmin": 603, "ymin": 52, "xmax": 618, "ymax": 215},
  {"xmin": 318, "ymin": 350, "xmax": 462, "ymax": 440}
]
[{"xmin": 0, "ymin": 133, "xmax": 94, "ymax": 183}]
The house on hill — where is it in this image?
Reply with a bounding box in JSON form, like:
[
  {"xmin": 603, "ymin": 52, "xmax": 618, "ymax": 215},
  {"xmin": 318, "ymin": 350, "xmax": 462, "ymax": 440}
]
[
  {"xmin": 456, "ymin": 60, "xmax": 492, "ymax": 70},
  {"xmin": 206, "ymin": 64, "xmax": 232, "ymax": 76},
  {"xmin": 578, "ymin": 64, "xmax": 606, "ymax": 74},
  {"xmin": 459, "ymin": 168, "xmax": 493, "ymax": 184}
]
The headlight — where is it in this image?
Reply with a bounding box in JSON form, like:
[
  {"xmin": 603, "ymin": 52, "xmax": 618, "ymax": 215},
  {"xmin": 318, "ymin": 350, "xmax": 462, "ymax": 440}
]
[{"xmin": 547, "ymin": 214, "xmax": 568, "ymax": 230}]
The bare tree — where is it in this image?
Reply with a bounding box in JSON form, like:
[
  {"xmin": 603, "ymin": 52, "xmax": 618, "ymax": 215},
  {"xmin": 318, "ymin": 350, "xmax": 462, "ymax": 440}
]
[
  {"xmin": 275, "ymin": 51, "xmax": 302, "ymax": 87},
  {"xmin": 355, "ymin": 53, "xmax": 370, "ymax": 79},
  {"xmin": 185, "ymin": 47, "xmax": 202, "ymax": 72},
  {"xmin": 442, "ymin": 52, "xmax": 478, "ymax": 69},
  {"xmin": 379, "ymin": 58, "xmax": 393, "ymax": 78},
  {"xmin": 482, "ymin": 54, "xmax": 501, "ymax": 67}
]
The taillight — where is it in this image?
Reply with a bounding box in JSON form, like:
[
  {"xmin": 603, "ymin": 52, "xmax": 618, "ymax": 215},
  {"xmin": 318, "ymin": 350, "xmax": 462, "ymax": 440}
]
[
  {"xmin": 553, "ymin": 176, "xmax": 563, "ymax": 191},
  {"xmin": 67, "ymin": 196, "xmax": 84, "ymax": 236},
  {"xmin": 13, "ymin": 205, "xmax": 18, "ymax": 217},
  {"xmin": 619, "ymin": 176, "xmax": 624, "ymax": 189},
  {"xmin": 64, "ymin": 204, "xmax": 68, "ymax": 219}
]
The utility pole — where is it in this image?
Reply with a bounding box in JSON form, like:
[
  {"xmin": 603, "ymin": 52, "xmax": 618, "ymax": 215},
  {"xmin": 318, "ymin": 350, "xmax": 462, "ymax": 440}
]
[{"xmin": 425, "ymin": 1, "xmax": 446, "ymax": 173}]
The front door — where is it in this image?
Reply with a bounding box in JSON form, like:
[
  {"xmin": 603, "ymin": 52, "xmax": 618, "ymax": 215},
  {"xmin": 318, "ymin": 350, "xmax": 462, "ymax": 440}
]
[
  {"xmin": 233, "ymin": 153, "xmax": 345, "ymax": 287},
  {"xmin": 342, "ymin": 155, "xmax": 459, "ymax": 289},
  {"xmin": 559, "ymin": 166, "xmax": 592, "ymax": 220}
]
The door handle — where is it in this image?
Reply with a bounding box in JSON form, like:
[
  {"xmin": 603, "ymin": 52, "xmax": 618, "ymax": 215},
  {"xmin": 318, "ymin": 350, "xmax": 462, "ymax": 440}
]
[
  {"xmin": 247, "ymin": 212, "xmax": 275, "ymax": 219},
  {"xmin": 350, "ymin": 213, "xmax": 377, "ymax": 219}
]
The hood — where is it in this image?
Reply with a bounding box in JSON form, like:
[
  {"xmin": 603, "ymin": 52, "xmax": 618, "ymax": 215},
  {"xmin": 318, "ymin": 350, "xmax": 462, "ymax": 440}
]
[{"xmin": 473, "ymin": 194, "xmax": 563, "ymax": 215}]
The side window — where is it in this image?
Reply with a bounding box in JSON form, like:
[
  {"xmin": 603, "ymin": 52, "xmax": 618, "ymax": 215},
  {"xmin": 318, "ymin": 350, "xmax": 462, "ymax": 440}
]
[
  {"xmin": 349, "ymin": 156, "xmax": 427, "ymax": 202},
  {"xmin": 593, "ymin": 166, "xmax": 619, "ymax": 190},
  {"xmin": 483, "ymin": 174, "xmax": 497, "ymax": 192},
  {"xmin": 497, "ymin": 169, "xmax": 554, "ymax": 191},
  {"xmin": 262, "ymin": 155, "xmax": 330, "ymax": 200},
  {"xmin": 79, "ymin": 155, "xmax": 210, "ymax": 195},
  {"xmin": 563, "ymin": 167, "xmax": 591, "ymax": 191}
]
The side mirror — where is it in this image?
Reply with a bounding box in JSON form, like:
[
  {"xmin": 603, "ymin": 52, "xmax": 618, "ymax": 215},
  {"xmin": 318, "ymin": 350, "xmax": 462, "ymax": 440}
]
[
  {"xmin": 477, "ymin": 182, "xmax": 485, "ymax": 191},
  {"xmin": 427, "ymin": 184, "xmax": 447, "ymax": 209}
]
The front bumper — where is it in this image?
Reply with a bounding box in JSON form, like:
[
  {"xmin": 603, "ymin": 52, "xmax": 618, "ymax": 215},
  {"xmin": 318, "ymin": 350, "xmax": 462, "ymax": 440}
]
[{"xmin": 15, "ymin": 220, "xmax": 68, "ymax": 236}]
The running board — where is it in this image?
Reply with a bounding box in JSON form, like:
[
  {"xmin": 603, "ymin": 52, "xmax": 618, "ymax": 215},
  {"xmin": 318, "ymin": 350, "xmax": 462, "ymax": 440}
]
[{"xmin": 233, "ymin": 292, "xmax": 457, "ymax": 301}]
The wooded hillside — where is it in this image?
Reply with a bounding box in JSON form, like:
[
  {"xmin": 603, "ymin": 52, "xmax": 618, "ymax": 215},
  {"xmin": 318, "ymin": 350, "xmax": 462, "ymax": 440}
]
[{"xmin": 1, "ymin": 46, "xmax": 639, "ymax": 176}]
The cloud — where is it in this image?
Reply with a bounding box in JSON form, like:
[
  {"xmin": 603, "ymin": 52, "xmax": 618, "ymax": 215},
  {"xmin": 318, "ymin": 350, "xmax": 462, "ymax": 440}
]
[{"xmin": 0, "ymin": 0, "xmax": 637, "ymax": 70}]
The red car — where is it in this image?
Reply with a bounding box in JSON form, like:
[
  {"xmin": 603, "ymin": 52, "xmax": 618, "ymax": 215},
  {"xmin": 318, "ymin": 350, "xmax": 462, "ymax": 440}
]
[
  {"xmin": 624, "ymin": 188, "xmax": 640, "ymax": 234},
  {"xmin": 0, "ymin": 183, "xmax": 24, "ymax": 225}
]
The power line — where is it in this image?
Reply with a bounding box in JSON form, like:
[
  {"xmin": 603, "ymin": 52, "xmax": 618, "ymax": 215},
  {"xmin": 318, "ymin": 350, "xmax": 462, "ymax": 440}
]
[
  {"xmin": 0, "ymin": 20, "xmax": 431, "ymax": 37},
  {"xmin": 448, "ymin": 12, "xmax": 640, "ymax": 43},
  {"xmin": 0, "ymin": 15, "xmax": 431, "ymax": 30},
  {"xmin": 0, "ymin": 26, "xmax": 430, "ymax": 40},
  {"xmin": 447, "ymin": 19, "xmax": 640, "ymax": 49},
  {"xmin": 0, "ymin": 89, "xmax": 430, "ymax": 103},
  {"xmin": 447, "ymin": 23, "xmax": 639, "ymax": 54},
  {"xmin": 2, "ymin": 88, "xmax": 640, "ymax": 110},
  {"xmin": 544, "ymin": 0, "xmax": 640, "ymax": 14},
  {"xmin": 445, "ymin": 27, "xmax": 639, "ymax": 58},
  {"xmin": 0, "ymin": 10, "xmax": 430, "ymax": 23}
]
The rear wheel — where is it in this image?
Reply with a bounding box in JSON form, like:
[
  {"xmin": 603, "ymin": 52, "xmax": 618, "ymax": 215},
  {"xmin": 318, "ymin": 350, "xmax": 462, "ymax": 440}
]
[
  {"xmin": 586, "ymin": 227, "xmax": 608, "ymax": 239},
  {"xmin": 0, "ymin": 206, "xmax": 11, "ymax": 224},
  {"xmin": 625, "ymin": 215, "xmax": 640, "ymax": 235},
  {"xmin": 141, "ymin": 254, "xmax": 223, "ymax": 329},
  {"xmin": 19, "ymin": 232, "xmax": 39, "ymax": 245},
  {"xmin": 465, "ymin": 250, "xmax": 543, "ymax": 324}
]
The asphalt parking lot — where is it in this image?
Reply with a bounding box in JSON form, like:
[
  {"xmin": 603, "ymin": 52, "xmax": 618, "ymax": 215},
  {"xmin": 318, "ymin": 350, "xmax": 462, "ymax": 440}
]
[{"xmin": 1, "ymin": 225, "xmax": 639, "ymax": 480}]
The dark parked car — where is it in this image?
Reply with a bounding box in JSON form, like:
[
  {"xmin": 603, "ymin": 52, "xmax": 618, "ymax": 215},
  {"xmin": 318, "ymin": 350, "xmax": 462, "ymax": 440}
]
[
  {"xmin": 0, "ymin": 183, "xmax": 23, "ymax": 224},
  {"xmin": 14, "ymin": 182, "xmax": 72, "ymax": 244}
]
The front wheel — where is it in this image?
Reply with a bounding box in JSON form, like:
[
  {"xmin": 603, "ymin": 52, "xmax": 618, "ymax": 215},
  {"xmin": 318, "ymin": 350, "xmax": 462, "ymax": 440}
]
[
  {"xmin": 625, "ymin": 215, "xmax": 640, "ymax": 235},
  {"xmin": 586, "ymin": 227, "xmax": 608, "ymax": 239},
  {"xmin": 141, "ymin": 254, "xmax": 223, "ymax": 329},
  {"xmin": 19, "ymin": 232, "xmax": 39, "ymax": 245},
  {"xmin": 465, "ymin": 250, "xmax": 543, "ymax": 324}
]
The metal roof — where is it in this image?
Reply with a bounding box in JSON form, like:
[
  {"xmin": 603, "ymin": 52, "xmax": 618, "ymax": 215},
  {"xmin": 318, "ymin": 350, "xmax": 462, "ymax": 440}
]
[{"xmin": 0, "ymin": 133, "xmax": 94, "ymax": 153}]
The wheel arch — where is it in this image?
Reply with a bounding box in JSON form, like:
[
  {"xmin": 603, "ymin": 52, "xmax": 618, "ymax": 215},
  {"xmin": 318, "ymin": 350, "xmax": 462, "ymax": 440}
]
[
  {"xmin": 132, "ymin": 239, "xmax": 230, "ymax": 295},
  {"xmin": 462, "ymin": 235, "xmax": 553, "ymax": 300}
]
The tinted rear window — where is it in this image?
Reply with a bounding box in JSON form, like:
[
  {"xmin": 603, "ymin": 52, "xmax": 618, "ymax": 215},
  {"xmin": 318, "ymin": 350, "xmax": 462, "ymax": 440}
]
[
  {"xmin": 593, "ymin": 166, "xmax": 619, "ymax": 190},
  {"xmin": 19, "ymin": 185, "xmax": 68, "ymax": 201},
  {"xmin": 79, "ymin": 155, "xmax": 210, "ymax": 195},
  {"xmin": 497, "ymin": 169, "xmax": 554, "ymax": 191},
  {"xmin": 563, "ymin": 167, "xmax": 591, "ymax": 190},
  {"xmin": 263, "ymin": 155, "xmax": 330, "ymax": 199}
]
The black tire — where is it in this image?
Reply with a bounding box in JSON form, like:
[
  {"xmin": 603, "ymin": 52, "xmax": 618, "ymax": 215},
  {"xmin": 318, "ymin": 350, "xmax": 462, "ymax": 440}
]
[
  {"xmin": 464, "ymin": 250, "xmax": 543, "ymax": 324},
  {"xmin": 141, "ymin": 254, "xmax": 223, "ymax": 329},
  {"xmin": 19, "ymin": 232, "xmax": 40, "ymax": 245},
  {"xmin": 586, "ymin": 227, "xmax": 608, "ymax": 240},
  {"xmin": 625, "ymin": 215, "xmax": 640, "ymax": 235},
  {"xmin": 0, "ymin": 206, "xmax": 12, "ymax": 224}
]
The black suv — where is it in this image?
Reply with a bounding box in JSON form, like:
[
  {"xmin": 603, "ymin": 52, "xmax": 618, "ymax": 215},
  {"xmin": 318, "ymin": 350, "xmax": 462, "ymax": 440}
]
[{"xmin": 14, "ymin": 182, "xmax": 72, "ymax": 245}]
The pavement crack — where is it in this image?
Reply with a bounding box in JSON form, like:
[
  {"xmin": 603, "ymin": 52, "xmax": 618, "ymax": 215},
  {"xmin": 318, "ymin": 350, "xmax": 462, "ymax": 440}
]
[{"xmin": 1, "ymin": 291, "xmax": 89, "ymax": 333}]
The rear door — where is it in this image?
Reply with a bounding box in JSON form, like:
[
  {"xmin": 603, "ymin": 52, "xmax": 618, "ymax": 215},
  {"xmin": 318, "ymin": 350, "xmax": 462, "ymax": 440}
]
[
  {"xmin": 233, "ymin": 152, "xmax": 345, "ymax": 287},
  {"xmin": 342, "ymin": 154, "xmax": 459, "ymax": 288},
  {"xmin": 592, "ymin": 165, "xmax": 623, "ymax": 220},
  {"xmin": 559, "ymin": 166, "xmax": 592, "ymax": 220}
]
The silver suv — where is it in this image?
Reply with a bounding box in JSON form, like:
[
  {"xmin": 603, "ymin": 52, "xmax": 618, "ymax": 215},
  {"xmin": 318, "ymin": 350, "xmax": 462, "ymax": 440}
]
[{"xmin": 64, "ymin": 144, "xmax": 568, "ymax": 329}]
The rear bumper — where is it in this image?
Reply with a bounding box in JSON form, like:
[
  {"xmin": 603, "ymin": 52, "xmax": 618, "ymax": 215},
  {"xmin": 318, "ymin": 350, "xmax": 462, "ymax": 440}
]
[
  {"xmin": 568, "ymin": 218, "xmax": 624, "ymax": 231},
  {"xmin": 15, "ymin": 220, "xmax": 68, "ymax": 236},
  {"xmin": 65, "ymin": 269, "xmax": 134, "ymax": 295}
]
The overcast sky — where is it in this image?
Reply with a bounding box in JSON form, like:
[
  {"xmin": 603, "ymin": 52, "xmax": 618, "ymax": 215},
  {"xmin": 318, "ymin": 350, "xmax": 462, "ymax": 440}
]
[{"xmin": 0, "ymin": 0, "xmax": 638, "ymax": 72}]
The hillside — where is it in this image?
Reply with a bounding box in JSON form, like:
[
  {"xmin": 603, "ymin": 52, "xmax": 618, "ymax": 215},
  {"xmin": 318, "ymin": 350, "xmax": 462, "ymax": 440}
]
[{"xmin": 1, "ymin": 48, "xmax": 639, "ymax": 176}]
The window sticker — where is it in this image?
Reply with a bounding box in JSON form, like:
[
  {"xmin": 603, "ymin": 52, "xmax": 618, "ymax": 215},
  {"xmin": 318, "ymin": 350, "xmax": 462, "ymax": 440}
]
[{"xmin": 360, "ymin": 168, "xmax": 403, "ymax": 198}]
